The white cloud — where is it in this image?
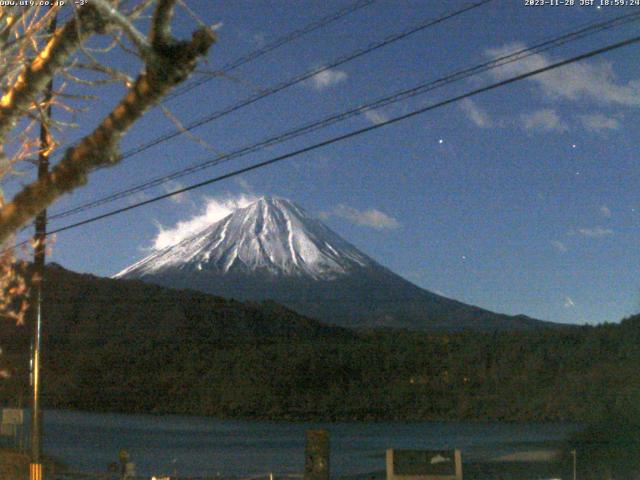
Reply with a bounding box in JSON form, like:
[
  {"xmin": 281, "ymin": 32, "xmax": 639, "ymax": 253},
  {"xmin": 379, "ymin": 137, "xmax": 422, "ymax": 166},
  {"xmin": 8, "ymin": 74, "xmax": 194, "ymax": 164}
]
[
  {"xmin": 578, "ymin": 226, "xmax": 614, "ymax": 238},
  {"xmin": 235, "ymin": 177, "xmax": 253, "ymax": 193},
  {"xmin": 579, "ymin": 113, "xmax": 621, "ymax": 132},
  {"xmin": 521, "ymin": 109, "xmax": 567, "ymax": 133},
  {"xmin": 363, "ymin": 108, "xmax": 389, "ymax": 125},
  {"xmin": 151, "ymin": 193, "xmax": 258, "ymax": 250},
  {"xmin": 551, "ymin": 240, "xmax": 567, "ymax": 253},
  {"xmin": 459, "ymin": 98, "xmax": 492, "ymax": 128},
  {"xmin": 599, "ymin": 205, "xmax": 612, "ymax": 218},
  {"xmin": 564, "ymin": 296, "xmax": 576, "ymax": 308},
  {"xmin": 128, "ymin": 191, "xmax": 152, "ymax": 205},
  {"xmin": 308, "ymin": 68, "xmax": 347, "ymax": 90},
  {"xmin": 324, "ymin": 204, "xmax": 400, "ymax": 230},
  {"xmin": 486, "ymin": 42, "xmax": 640, "ymax": 107},
  {"xmin": 163, "ymin": 180, "xmax": 187, "ymax": 204}
]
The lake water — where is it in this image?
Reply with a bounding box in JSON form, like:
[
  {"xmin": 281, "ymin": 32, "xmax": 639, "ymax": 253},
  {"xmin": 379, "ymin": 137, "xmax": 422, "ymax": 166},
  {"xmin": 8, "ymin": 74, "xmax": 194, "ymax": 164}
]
[{"xmin": 39, "ymin": 409, "xmax": 579, "ymax": 478}]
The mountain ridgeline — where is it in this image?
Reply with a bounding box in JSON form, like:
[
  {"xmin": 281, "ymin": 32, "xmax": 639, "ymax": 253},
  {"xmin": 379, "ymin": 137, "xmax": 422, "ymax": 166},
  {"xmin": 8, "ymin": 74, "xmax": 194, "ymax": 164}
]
[
  {"xmin": 0, "ymin": 263, "xmax": 354, "ymax": 414},
  {"xmin": 1, "ymin": 262, "xmax": 635, "ymax": 423},
  {"xmin": 0, "ymin": 196, "xmax": 593, "ymax": 421},
  {"xmin": 116, "ymin": 196, "xmax": 553, "ymax": 332}
]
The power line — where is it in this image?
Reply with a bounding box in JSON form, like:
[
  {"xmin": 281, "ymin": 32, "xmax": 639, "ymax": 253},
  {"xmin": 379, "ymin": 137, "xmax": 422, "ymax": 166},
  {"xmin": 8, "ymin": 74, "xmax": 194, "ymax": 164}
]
[
  {"xmin": 47, "ymin": 10, "xmax": 640, "ymax": 222},
  {"xmin": 30, "ymin": 0, "xmax": 492, "ymax": 176},
  {"xmin": 0, "ymin": 0, "xmax": 376, "ymax": 181},
  {"xmin": 4, "ymin": 0, "xmax": 493, "ymax": 189},
  {"xmin": 33, "ymin": 34, "xmax": 639, "ymax": 243},
  {"xmin": 167, "ymin": 0, "xmax": 376, "ymax": 100},
  {"xmin": 110, "ymin": 0, "xmax": 494, "ymax": 162}
]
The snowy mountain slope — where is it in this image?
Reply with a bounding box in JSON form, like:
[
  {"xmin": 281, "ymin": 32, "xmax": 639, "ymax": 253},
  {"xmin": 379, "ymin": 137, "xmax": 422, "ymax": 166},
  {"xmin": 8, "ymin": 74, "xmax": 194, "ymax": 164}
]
[
  {"xmin": 116, "ymin": 196, "xmax": 555, "ymax": 332},
  {"xmin": 116, "ymin": 197, "xmax": 374, "ymax": 280}
]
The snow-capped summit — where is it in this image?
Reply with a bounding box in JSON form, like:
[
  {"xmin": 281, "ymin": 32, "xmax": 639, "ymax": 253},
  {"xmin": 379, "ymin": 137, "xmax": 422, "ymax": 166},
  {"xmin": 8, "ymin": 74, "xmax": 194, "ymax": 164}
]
[
  {"xmin": 116, "ymin": 196, "xmax": 552, "ymax": 332},
  {"xmin": 115, "ymin": 196, "xmax": 374, "ymax": 280}
]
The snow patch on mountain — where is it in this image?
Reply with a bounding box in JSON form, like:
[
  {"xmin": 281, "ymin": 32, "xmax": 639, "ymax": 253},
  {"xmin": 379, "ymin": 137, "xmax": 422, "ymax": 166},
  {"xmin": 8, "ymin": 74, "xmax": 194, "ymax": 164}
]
[
  {"xmin": 115, "ymin": 196, "xmax": 375, "ymax": 280},
  {"xmin": 152, "ymin": 194, "xmax": 257, "ymax": 250}
]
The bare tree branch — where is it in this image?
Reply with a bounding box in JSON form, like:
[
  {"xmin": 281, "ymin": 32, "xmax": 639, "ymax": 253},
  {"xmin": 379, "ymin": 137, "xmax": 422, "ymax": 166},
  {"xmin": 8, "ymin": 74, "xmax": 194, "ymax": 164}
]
[
  {"xmin": 0, "ymin": 6, "xmax": 105, "ymax": 144},
  {"xmin": 91, "ymin": 0, "xmax": 154, "ymax": 62},
  {"xmin": 150, "ymin": 0, "xmax": 176, "ymax": 49},
  {"xmin": 0, "ymin": 21, "xmax": 215, "ymax": 244},
  {"xmin": 159, "ymin": 104, "xmax": 223, "ymax": 154},
  {"xmin": 0, "ymin": 2, "xmax": 216, "ymax": 324},
  {"xmin": 127, "ymin": 0, "xmax": 156, "ymax": 19}
]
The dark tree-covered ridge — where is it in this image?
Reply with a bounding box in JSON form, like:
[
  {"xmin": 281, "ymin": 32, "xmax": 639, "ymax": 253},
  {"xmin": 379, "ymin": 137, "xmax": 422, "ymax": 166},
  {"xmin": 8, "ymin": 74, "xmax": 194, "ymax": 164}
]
[{"xmin": 2, "ymin": 264, "xmax": 636, "ymax": 423}]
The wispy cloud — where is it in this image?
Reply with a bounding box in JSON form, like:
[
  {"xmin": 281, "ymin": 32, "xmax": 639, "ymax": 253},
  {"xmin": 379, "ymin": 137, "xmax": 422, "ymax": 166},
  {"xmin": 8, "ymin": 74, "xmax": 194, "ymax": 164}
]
[
  {"xmin": 308, "ymin": 68, "xmax": 348, "ymax": 90},
  {"xmin": 128, "ymin": 191, "xmax": 152, "ymax": 205},
  {"xmin": 521, "ymin": 109, "xmax": 567, "ymax": 133},
  {"xmin": 363, "ymin": 108, "xmax": 389, "ymax": 125},
  {"xmin": 459, "ymin": 98, "xmax": 493, "ymax": 128},
  {"xmin": 600, "ymin": 205, "xmax": 612, "ymax": 218},
  {"xmin": 486, "ymin": 42, "xmax": 640, "ymax": 107},
  {"xmin": 564, "ymin": 296, "xmax": 576, "ymax": 308},
  {"xmin": 235, "ymin": 177, "xmax": 253, "ymax": 193},
  {"xmin": 163, "ymin": 180, "xmax": 188, "ymax": 204},
  {"xmin": 551, "ymin": 240, "xmax": 568, "ymax": 253},
  {"xmin": 578, "ymin": 226, "xmax": 614, "ymax": 238},
  {"xmin": 151, "ymin": 193, "xmax": 258, "ymax": 250},
  {"xmin": 322, "ymin": 204, "xmax": 400, "ymax": 230},
  {"xmin": 579, "ymin": 113, "xmax": 621, "ymax": 132}
]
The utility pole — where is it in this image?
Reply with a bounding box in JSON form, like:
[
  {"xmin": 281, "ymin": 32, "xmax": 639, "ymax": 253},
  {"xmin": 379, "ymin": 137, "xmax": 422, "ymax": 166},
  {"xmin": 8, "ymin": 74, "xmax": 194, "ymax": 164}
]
[
  {"xmin": 571, "ymin": 449, "xmax": 576, "ymax": 480},
  {"xmin": 30, "ymin": 7, "xmax": 56, "ymax": 480}
]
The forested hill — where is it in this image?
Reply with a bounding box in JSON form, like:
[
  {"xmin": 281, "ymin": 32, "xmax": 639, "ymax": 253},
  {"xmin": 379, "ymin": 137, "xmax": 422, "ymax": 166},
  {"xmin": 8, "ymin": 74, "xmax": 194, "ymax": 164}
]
[
  {"xmin": 44, "ymin": 313, "xmax": 640, "ymax": 422},
  {"xmin": 0, "ymin": 263, "xmax": 354, "ymax": 411},
  {"xmin": 2, "ymin": 264, "xmax": 638, "ymax": 422}
]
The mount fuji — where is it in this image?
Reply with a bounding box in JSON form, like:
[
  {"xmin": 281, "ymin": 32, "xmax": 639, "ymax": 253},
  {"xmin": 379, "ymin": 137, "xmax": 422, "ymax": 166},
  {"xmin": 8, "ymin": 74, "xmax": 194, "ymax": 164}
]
[{"xmin": 116, "ymin": 196, "xmax": 552, "ymax": 332}]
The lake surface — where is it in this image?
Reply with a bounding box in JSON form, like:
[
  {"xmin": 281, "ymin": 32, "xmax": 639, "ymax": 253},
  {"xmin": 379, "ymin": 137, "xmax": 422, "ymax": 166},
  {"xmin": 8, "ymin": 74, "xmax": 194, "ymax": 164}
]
[{"xmin": 40, "ymin": 409, "xmax": 579, "ymax": 478}]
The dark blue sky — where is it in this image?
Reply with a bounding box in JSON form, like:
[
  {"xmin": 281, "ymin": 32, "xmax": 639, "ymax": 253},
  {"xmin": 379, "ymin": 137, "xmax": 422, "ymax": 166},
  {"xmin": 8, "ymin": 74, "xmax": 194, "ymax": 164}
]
[{"xmin": 8, "ymin": 0, "xmax": 640, "ymax": 325}]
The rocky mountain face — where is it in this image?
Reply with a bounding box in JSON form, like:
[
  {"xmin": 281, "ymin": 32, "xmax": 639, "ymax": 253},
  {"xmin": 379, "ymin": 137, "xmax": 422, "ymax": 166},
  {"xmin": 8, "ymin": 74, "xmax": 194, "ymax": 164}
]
[
  {"xmin": 116, "ymin": 196, "xmax": 374, "ymax": 280},
  {"xmin": 116, "ymin": 196, "xmax": 555, "ymax": 332}
]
